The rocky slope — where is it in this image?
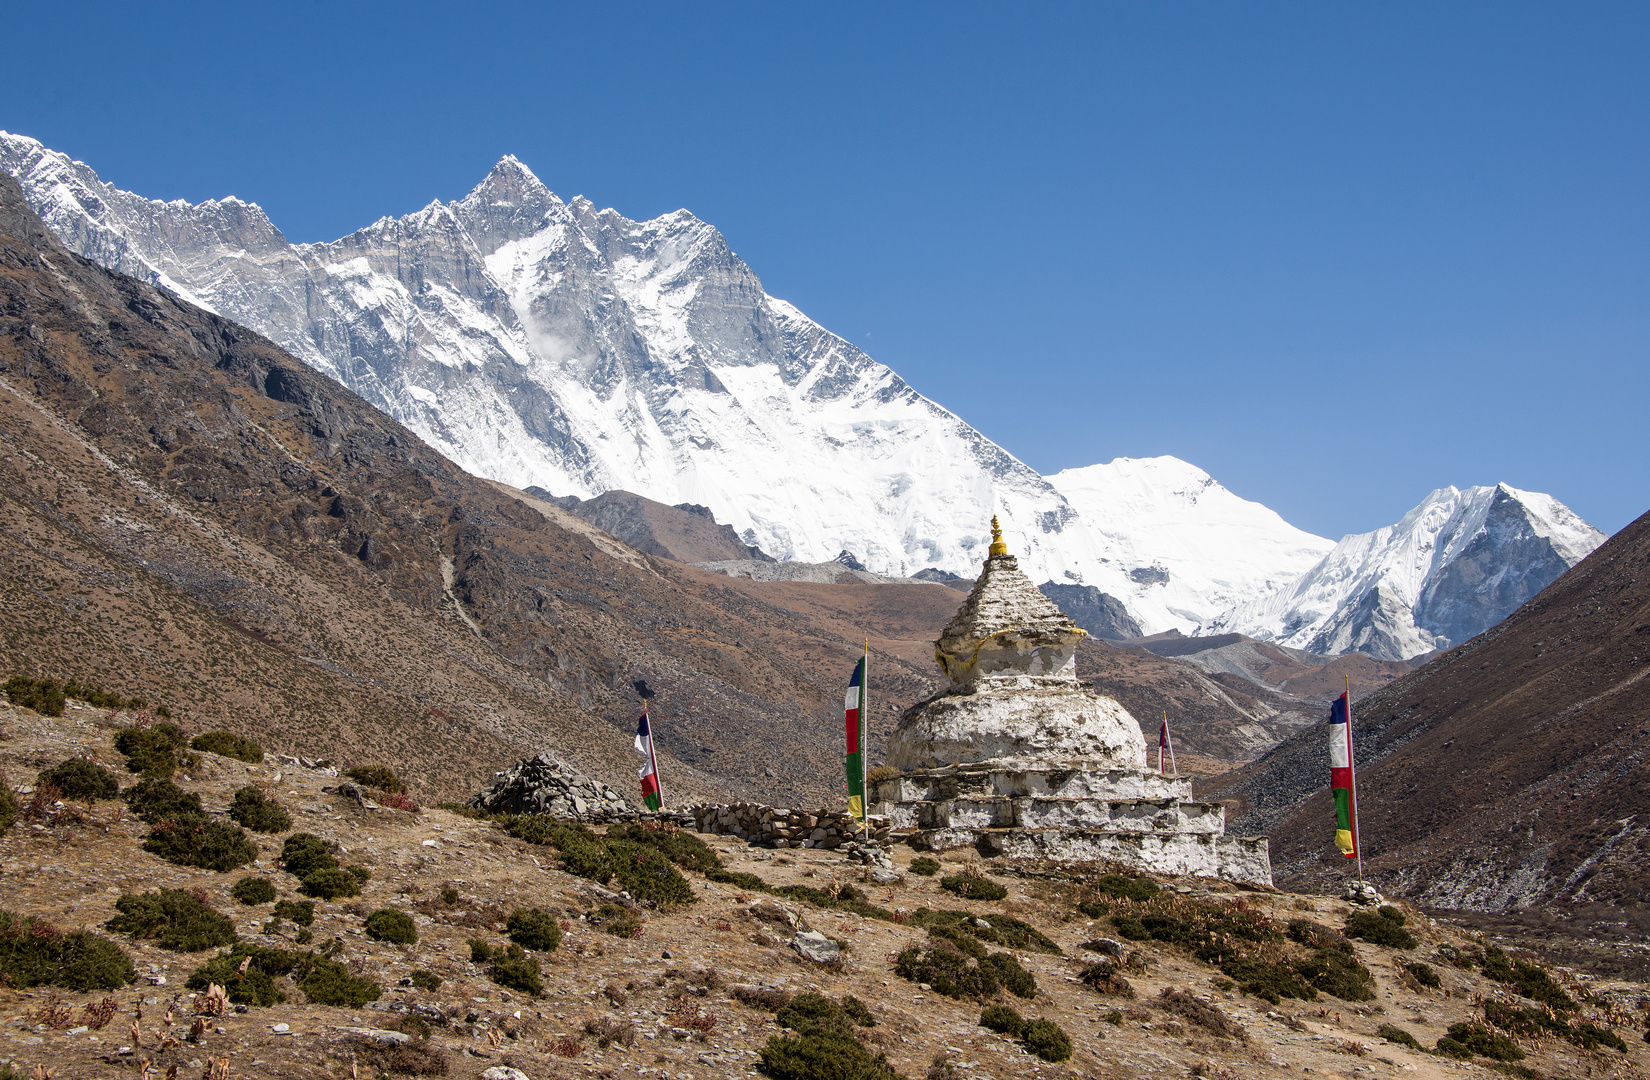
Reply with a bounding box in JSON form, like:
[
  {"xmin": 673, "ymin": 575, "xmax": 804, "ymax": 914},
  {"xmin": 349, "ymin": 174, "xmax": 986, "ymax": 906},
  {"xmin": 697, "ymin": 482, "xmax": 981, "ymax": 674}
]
[
  {"xmin": 1202, "ymin": 505, "xmax": 1650, "ymax": 915},
  {"xmin": 531, "ymin": 488, "xmax": 771, "ymax": 565},
  {"xmin": 2, "ymin": 700, "xmax": 1645, "ymax": 1080},
  {"xmin": 1209, "ymin": 485, "xmax": 1606, "ymax": 660}
]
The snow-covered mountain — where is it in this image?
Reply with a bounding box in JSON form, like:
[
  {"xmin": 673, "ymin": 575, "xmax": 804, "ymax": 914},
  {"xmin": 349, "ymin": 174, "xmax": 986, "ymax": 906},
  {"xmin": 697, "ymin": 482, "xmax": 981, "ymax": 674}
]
[
  {"xmin": 0, "ymin": 132, "xmax": 1604, "ymax": 645},
  {"xmin": 1045, "ymin": 457, "xmax": 1333, "ymax": 632},
  {"xmin": 1206, "ymin": 484, "xmax": 1606, "ymax": 660}
]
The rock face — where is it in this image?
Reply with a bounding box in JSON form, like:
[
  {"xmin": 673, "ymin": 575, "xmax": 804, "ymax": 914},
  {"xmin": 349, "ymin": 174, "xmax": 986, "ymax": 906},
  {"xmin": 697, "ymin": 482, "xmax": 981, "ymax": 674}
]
[
  {"xmin": 873, "ymin": 521, "xmax": 1271, "ymax": 886},
  {"xmin": 1037, "ymin": 583, "xmax": 1143, "ymax": 640},
  {"xmin": 469, "ymin": 753, "xmax": 639, "ymax": 821}
]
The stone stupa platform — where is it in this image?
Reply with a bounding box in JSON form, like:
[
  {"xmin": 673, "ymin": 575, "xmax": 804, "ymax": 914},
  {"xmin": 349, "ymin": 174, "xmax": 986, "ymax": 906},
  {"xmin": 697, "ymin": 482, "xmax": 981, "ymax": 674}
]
[{"xmin": 867, "ymin": 519, "xmax": 1272, "ymax": 887}]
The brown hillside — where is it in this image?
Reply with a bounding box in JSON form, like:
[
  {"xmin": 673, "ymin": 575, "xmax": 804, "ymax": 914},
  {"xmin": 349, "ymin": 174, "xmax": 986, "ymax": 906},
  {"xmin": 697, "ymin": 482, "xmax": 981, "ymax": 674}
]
[
  {"xmin": 0, "ymin": 170, "xmax": 954, "ymax": 809},
  {"xmin": 1202, "ymin": 507, "xmax": 1650, "ymax": 914}
]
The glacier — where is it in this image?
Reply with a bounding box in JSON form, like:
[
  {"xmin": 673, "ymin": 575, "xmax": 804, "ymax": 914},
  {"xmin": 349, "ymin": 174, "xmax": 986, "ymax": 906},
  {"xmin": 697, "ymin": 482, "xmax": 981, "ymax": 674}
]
[{"xmin": 0, "ymin": 132, "xmax": 1604, "ymax": 644}]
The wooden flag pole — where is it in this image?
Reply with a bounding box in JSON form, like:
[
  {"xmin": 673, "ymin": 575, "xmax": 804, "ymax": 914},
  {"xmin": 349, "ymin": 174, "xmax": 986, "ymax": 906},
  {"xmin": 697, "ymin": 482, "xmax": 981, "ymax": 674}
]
[
  {"xmin": 1347, "ymin": 674, "xmax": 1364, "ymax": 883},
  {"xmin": 1164, "ymin": 711, "xmax": 1178, "ymax": 778}
]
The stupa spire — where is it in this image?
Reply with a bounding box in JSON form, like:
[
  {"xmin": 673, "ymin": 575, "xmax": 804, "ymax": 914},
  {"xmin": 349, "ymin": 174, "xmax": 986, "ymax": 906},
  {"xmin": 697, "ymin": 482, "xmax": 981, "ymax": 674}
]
[{"xmin": 988, "ymin": 515, "xmax": 1009, "ymax": 557}]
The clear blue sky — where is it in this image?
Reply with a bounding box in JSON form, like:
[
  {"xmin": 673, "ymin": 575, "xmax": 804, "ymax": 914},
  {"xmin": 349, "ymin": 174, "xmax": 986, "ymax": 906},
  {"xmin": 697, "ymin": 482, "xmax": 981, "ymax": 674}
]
[{"xmin": 7, "ymin": 2, "xmax": 1647, "ymax": 538}]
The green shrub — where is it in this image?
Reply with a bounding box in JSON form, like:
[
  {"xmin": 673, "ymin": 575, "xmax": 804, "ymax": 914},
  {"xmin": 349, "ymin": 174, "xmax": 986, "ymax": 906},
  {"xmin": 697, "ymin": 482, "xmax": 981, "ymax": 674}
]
[
  {"xmin": 272, "ymin": 899, "xmax": 315, "ymax": 926},
  {"xmin": 186, "ymin": 942, "xmax": 379, "ymax": 1008},
  {"xmin": 231, "ymin": 877, "xmax": 277, "ymax": 905},
  {"xmin": 62, "ymin": 678, "xmax": 145, "ymax": 710},
  {"xmin": 841, "ymin": 995, "xmax": 875, "ymax": 1027},
  {"xmin": 106, "ymin": 889, "xmax": 237, "ymax": 952},
  {"xmin": 909, "ymin": 856, "xmax": 941, "ymax": 876},
  {"xmin": 1378, "ymin": 905, "xmax": 1407, "ymax": 925},
  {"xmin": 122, "ymin": 777, "xmax": 202, "ymax": 823},
  {"xmin": 1023, "ymin": 1018, "xmax": 1073, "ymax": 1062},
  {"xmin": 4, "ymin": 675, "xmax": 65, "ymax": 716},
  {"xmin": 1443, "ymin": 1022, "xmax": 1525, "ymax": 1061},
  {"xmin": 363, "ymin": 909, "xmax": 417, "ymax": 945},
  {"xmin": 1293, "ymin": 944, "xmax": 1376, "ymax": 1001},
  {"xmin": 487, "ymin": 943, "xmax": 542, "ymax": 996},
  {"xmin": 1480, "ymin": 946, "xmax": 1577, "ymax": 1010},
  {"xmin": 114, "ymin": 722, "xmax": 193, "ymax": 779},
  {"xmin": 980, "ymin": 1003, "xmax": 1028, "ymax": 1037},
  {"xmin": 758, "ymin": 1027, "xmax": 900, "ymax": 1080},
  {"xmin": 1566, "ymin": 1022, "xmax": 1628, "ymax": 1053},
  {"xmin": 299, "ymin": 867, "xmax": 361, "ymax": 900},
  {"xmin": 894, "ymin": 940, "xmax": 1036, "ymax": 1000},
  {"xmin": 773, "ymin": 883, "xmax": 893, "ymax": 922},
  {"xmin": 1483, "ymin": 1000, "xmax": 1627, "ymax": 1052},
  {"xmin": 909, "ymin": 908, "xmax": 1062, "ymax": 955},
  {"xmin": 1378, "ymin": 1023, "xmax": 1422, "ymax": 1049},
  {"xmin": 143, "ymin": 816, "xmax": 258, "ymax": 871},
  {"xmin": 1218, "ymin": 957, "xmax": 1317, "ymax": 1004},
  {"xmin": 190, "ymin": 730, "xmax": 264, "ymax": 763},
  {"xmin": 938, "ymin": 873, "xmax": 1008, "ymax": 902},
  {"xmin": 0, "ymin": 778, "xmax": 16, "ymax": 835},
  {"xmin": 1406, "ymin": 961, "xmax": 1442, "ymax": 987},
  {"xmin": 344, "ymin": 765, "xmax": 405, "ymax": 794},
  {"xmin": 1076, "ymin": 900, "xmax": 1110, "ymax": 918},
  {"xmin": 0, "ymin": 911, "xmax": 135, "ymax": 990},
  {"xmin": 1094, "ymin": 873, "xmax": 1160, "ymax": 902},
  {"xmin": 1435, "ymin": 1037, "xmax": 1473, "ymax": 1060},
  {"xmin": 36, "ymin": 758, "xmax": 120, "ymax": 800},
  {"xmin": 506, "ymin": 907, "xmax": 562, "ymax": 951},
  {"xmin": 606, "ymin": 839, "xmax": 695, "ymax": 906},
  {"xmin": 588, "ymin": 903, "xmax": 642, "ymax": 939},
  {"xmin": 409, "ymin": 969, "xmax": 442, "ymax": 991},
  {"xmin": 469, "ymin": 938, "xmax": 493, "ymax": 962},
  {"xmin": 228, "ymin": 786, "xmax": 292, "ymax": 833},
  {"xmin": 1078, "ymin": 961, "xmax": 1136, "ymax": 997},
  {"xmin": 1111, "ymin": 914, "xmax": 1149, "ymax": 940},
  {"xmin": 1345, "ymin": 909, "xmax": 1418, "ymax": 949},
  {"xmin": 606, "ymin": 822, "xmax": 721, "ymax": 872},
  {"xmin": 761, "ymin": 992, "xmax": 899, "ymax": 1080},
  {"xmin": 706, "ymin": 866, "xmax": 770, "ymax": 891}
]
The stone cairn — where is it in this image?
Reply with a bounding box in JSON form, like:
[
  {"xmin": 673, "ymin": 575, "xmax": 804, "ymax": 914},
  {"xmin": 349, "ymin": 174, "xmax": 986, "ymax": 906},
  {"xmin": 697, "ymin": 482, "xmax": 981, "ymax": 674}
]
[
  {"xmin": 469, "ymin": 752, "xmax": 643, "ymax": 824},
  {"xmin": 690, "ymin": 802, "xmax": 891, "ymax": 849}
]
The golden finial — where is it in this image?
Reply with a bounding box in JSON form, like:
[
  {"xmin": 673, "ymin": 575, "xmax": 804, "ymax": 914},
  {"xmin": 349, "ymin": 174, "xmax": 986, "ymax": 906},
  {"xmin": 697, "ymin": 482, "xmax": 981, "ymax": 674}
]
[{"xmin": 988, "ymin": 514, "xmax": 1008, "ymax": 557}]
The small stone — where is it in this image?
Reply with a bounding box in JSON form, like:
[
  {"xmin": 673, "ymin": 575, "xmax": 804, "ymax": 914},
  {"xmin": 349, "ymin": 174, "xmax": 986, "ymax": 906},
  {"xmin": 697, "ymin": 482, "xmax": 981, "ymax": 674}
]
[
  {"xmin": 481, "ymin": 1068, "xmax": 533, "ymax": 1080},
  {"xmin": 271, "ymin": 1023, "xmax": 290, "ymax": 1033},
  {"xmin": 660, "ymin": 950, "xmax": 672, "ymax": 959}
]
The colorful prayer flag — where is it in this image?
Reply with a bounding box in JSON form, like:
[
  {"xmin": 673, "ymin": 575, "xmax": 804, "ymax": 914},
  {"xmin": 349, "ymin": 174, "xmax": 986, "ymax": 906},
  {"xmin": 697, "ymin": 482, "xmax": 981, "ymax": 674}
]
[
  {"xmin": 845, "ymin": 654, "xmax": 867, "ymax": 823},
  {"xmin": 1329, "ymin": 692, "xmax": 1357, "ymax": 857},
  {"xmin": 634, "ymin": 705, "xmax": 662, "ymax": 812}
]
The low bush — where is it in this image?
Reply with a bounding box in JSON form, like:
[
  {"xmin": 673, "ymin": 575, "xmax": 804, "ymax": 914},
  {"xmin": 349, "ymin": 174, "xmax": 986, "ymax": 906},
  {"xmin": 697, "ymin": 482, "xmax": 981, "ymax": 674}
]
[
  {"xmin": 1293, "ymin": 943, "xmax": 1376, "ymax": 1002},
  {"xmin": 0, "ymin": 774, "xmax": 16, "ymax": 835},
  {"xmin": 4, "ymin": 675, "xmax": 65, "ymax": 716},
  {"xmin": 0, "ymin": 911, "xmax": 135, "ymax": 990},
  {"xmin": 142, "ymin": 816, "xmax": 258, "ymax": 871},
  {"xmin": 228, "ymin": 786, "xmax": 292, "ymax": 833},
  {"xmin": 190, "ymin": 731, "xmax": 264, "ymax": 763},
  {"xmin": 353, "ymin": 1037, "xmax": 448, "ymax": 1076},
  {"xmin": 299, "ymin": 867, "xmax": 362, "ymax": 900},
  {"xmin": 272, "ymin": 899, "xmax": 315, "ymax": 926},
  {"xmin": 761, "ymin": 990, "xmax": 900, "ymax": 1080},
  {"xmin": 841, "ymin": 995, "xmax": 875, "ymax": 1027},
  {"xmin": 231, "ymin": 877, "xmax": 277, "ymax": 905},
  {"xmin": 186, "ymin": 942, "xmax": 380, "ymax": 1008},
  {"xmin": 1405, "ymin": 961, "xmax": 1442, "ymax": 987},
  {"xmin": 606, "ymin": 822, "xmax": 721, "ymax": 873},
  {"xmin": 364, "ymin": 909, "xmax": 418, "ymax": 945},
  {"xmin": 115, "ymin": 722, "xmax": 195, "ymax": 779},
  {"xmin": 122, "ymin": 777, "xmax": 202, "ymax": 823},
  {"xmin": 908, "ymin": 908, "xmax": 1062, "ymax": 955},
  {"xmin": 1093, "ymin": 873, "xmax": 1160, "ymax": 902},
  {"xmin": 1078, "ymin": 961, "xmax": 1136, "ymax": 997},
  {"xmin": 909, "ymin": 856, "xmax": 942, "ymax": 876},
  {"xmin": 938, "ymin": 872, "xmax": 1008, "ymax": 902},
  {"xmin": 980, "ymin": 1003, "xmax": 1027, "ymax": 1037},
  {"xmin": 587, "ymin": 902, "xmax": 642, "ymax": 939},
  {"xmin": 280, "ymin": 833, "xmax": 366, "ymax": 898},
  {"xmin": 409, "ymin": 969, "xmax": 443, "ymax": 991},
  {"xmin": 1076, "ymin": 900, "xmax": 1110, "ymax": 918},
  {"xmin": 1480, "ymin": 946, "xmax": 1577, "ymax": 1011},
  {"xmin": 1158, "ymin": 988, "xmax": 1247, "ymax": 1040},
  {"xmin": 487, "ymin": 943, "xmax": 543, "ymax": 996},
  {"xmin": 505, "ymin": 907, "xmax": 562, "ymax": 951},
  {"xmin": 62, "ymin": 678, "xmax": 146, "ymax": 711},
  {"xmin": 106, "ymin": 889, "xmax": 237, "ymax": 952},
  {"xmin": 1023, "ymin": 1018, "xmax": 1073, "ymax": 1062},
  {"xmin": 344, "ymin": 765, "xmax": 405, "ymax": 794},
  {"xmin": 1217, "ymin": 957, "xmax": 1317, "ymax": 1005},
  {"xmin": 1344, "ymin": 908, "xmax": 1418, "ymax": 950},
  {"xmin": 894, "ymin": 940, "xmax": 1036, "ymax": 1000},
  {"xmin": 1442, "ymin": 1022, "xmax": 1525, "ymax": 1062},
  {"xmin": 36, "ymin": 759, "xmax": 120, "ymax": 800},
  {"xmin": 1484, "ymin": 1001, "xmax": 1628, "ymax": 1052},
  {"xmin": 605, "ymin": 839, "xmax": 696, "ymax": 906},
  {"xmin": 1378, "ymin": 1023, "xmax": 1422, "ymax": 1049},
  {"xmin": 706, "ymin": 866, "xmax": 770, "ymax": 891}
]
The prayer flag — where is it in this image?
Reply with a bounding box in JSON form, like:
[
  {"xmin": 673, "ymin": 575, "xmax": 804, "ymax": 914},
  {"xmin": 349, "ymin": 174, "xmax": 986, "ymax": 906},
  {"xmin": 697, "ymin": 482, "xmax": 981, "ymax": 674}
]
[
  {"xmin": 845, "ymin": 654, "xmax": 867, "ymax": 823},
  {"xmin": 634, "ymin": 705, "xmax": 662, "ymax": 811},
  {"xmin": 1329, "ymin": 692, "xmax": 1357, "ymax": 857}
]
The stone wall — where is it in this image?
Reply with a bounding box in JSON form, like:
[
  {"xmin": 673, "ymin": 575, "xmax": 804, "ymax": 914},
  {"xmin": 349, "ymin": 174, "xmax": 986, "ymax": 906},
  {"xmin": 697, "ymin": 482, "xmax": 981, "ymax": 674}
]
[{"xmin": 691, "ymin": 802, "xmax": 891, "ymax": 848}]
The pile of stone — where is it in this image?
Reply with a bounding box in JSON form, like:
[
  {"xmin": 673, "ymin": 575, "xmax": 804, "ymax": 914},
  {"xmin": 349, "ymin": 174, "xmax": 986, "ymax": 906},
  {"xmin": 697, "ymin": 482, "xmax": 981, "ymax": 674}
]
[
  {"xmin": 840, "ymin": 838, "xmax": 900, "ymax": 884},
  {"xmin": 691, "ymin": 802, "xmax": 891, "ymax": 848},
  {"xmin": 469, "ymin": 752, "xmax": 638, "ymax": 822}
]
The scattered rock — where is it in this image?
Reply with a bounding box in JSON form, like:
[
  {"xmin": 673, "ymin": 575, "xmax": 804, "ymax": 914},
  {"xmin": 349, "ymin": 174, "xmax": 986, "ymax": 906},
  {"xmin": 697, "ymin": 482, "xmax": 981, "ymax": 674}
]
[
  {"xmin": 1082, "ymin": 937, "xmax": 1127, "ymax": 958},
  {"xmin": 1344, "ymin": 881, "xmax": 1382, "ymax": 906},
  {"xmin": 790, "ymin": 930, "xmax": 841, "ymax": 964},
  {"xmin": 481, "ymin": 1068, "xmax": 533, "ymax": 1080}
]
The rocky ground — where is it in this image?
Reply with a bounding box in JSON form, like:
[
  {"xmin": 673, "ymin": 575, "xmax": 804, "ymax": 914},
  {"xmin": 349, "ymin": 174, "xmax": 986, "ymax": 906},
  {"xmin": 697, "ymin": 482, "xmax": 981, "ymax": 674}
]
[{"xmin": 1, "ymin": 701, "xmax": 1647, "ymax": 1080}]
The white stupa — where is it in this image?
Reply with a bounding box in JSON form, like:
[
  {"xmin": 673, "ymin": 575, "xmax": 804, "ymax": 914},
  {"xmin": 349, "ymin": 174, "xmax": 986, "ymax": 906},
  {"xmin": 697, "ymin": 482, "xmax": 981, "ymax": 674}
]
[{"xmin": 870, "ymin": 518, "xmax": 1271, "ymax": 885}]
